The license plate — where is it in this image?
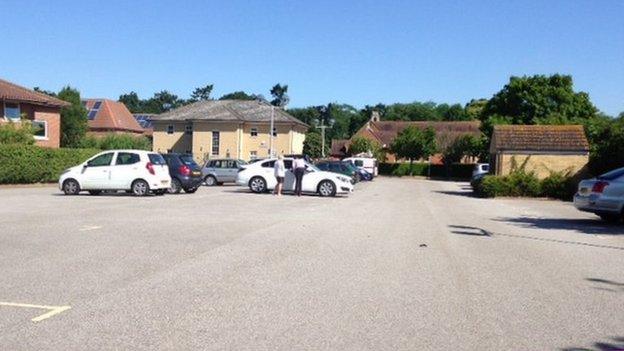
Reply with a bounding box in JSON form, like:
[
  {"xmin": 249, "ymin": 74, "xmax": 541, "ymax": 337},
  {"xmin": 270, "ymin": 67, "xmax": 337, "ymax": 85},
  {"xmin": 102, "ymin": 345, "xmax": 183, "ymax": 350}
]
[
  {"xmin": 192, "ymin": 171, "xmax": 201, "ymax": 176},
  {"xmin": 161, "ymin": 180, "xmax": 169, "ymax": 184},
  {"xmin": 579, "ymin": 187, "xmax": 589, "ymax": 195}
]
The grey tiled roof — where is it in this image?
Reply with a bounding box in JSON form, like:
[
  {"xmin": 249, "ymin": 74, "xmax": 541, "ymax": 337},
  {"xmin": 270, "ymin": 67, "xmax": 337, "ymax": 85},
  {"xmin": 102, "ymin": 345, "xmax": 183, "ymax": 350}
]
[{"xmin": 152, "ymin": 100, "xmax": 308, "ymax": 127}]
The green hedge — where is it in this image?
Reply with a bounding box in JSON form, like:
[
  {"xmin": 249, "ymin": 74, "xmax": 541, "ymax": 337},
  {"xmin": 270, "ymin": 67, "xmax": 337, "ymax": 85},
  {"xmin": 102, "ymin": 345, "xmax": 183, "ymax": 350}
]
[
  {"xmin": 0, "ymin": 145, "xmax": 101, "ymax": 184},
  {"xmin": 378, "ymin": 162, "xmax": 475, "ymax": 179},
  {"xmin": 472, "ymin": 171, "xmax": 577, "ymax": 200}
]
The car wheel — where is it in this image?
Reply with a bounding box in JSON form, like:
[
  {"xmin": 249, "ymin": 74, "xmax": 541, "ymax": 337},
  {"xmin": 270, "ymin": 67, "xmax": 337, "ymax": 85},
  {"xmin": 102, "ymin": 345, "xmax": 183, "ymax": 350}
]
[
  {"xmin": 318, "ymin": 180, "xmax": 336, "ymax": 197},
  {"xmin": 168, "ymin": 178, "xmax": 182, "ymax": 194},
  {"xmin": 88, "ymin": 190, "xmax": 102, "ymax": 196},
  {"xmin": 204, "ymin": 175, "xmax": 217, "ymax": 186},
  {"xmin": 355, "ymin": 173, "xmax": 362, "ymax": 182},
  {"xmin": 62, "ymin": 179, "xmax": 80, "ymax": 195},
  {"xmin": 249, "ymin": 176, "xmax": 266, "ymax": 193},
  {"xmin": 184, "ymin": 187, "xmax": 197, "ymax": 194},
  {"xmin": 599, "ymin": 213, "xmax": 621, "ymax": 223},
  {"xmin": 131, "ymin": 179, "xmax": 149, "ymax": 196}
]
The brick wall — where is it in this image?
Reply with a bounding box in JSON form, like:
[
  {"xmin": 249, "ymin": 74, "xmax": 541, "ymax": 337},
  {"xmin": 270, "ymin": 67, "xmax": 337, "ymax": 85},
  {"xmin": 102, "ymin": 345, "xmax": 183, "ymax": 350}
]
[{"xmin": 498, "ymin": 153, "xmax": 589, "ymax": 178}]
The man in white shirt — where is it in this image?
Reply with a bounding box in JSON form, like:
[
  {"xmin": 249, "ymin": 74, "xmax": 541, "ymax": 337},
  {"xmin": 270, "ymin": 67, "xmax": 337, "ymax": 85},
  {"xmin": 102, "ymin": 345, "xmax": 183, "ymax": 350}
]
[
  {"xmin": 273, "ymin": 155, "xmax": 285, "ymax": 196},
  {"xmin": 292, "ymin": 156, "xmax": 306, "ymax": 196}
]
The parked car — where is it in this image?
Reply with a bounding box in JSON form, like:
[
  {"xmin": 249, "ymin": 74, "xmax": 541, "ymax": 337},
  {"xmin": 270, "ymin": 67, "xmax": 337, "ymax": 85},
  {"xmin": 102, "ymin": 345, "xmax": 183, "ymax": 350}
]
[
  {"xmin": 472, "ymin": 163, "xmax": 490, "ymax": 179},
  {"xmin": 343, "ymin": 157, "xmax": 378, "ymax": 177},
  {"xmin": 236, "ymin": 158, "xmax": 354, "ymax": 197},
  {"xmin": 315, "ymin": 161, "xmax": 358, "ymax": 183},
  {"xmin": 573, "ymin": 167, "xmax": 624, "ymax": 222},
  {"xmin": 59, "ymin": 150, "xmax": 171, "ymax": 196},
  {"xmin": 202, "ymin": 158, "xmax": 248, "ymax": 186},
  {"xmin": 162, "ymin": 153, "xmax": 203, "ymax": 194},
  {"xmin": 342, "ymin": 160, "xmax": 373, "ymax": 181}
]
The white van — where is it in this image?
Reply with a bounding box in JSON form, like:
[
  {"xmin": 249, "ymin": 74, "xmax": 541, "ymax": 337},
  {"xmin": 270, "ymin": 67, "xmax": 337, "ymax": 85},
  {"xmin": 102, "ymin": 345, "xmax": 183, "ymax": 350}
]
[
  {"xmin": 58, "ymin": 150, "xmax": 172, "ymax": 196},
  {"xmin": 343, "ymin": 157, "xmax": 378, "ymax": 177}
]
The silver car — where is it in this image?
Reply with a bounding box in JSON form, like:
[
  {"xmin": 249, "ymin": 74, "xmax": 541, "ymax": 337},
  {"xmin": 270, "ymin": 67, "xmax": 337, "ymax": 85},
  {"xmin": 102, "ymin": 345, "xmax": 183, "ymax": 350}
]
[
  {"xmin": 202, "ymin": 159, "xmax": 247, "ymax": 186},
  {"xmin": 573, "ymin": 167, "xmax": 624, "ymax": 222}
]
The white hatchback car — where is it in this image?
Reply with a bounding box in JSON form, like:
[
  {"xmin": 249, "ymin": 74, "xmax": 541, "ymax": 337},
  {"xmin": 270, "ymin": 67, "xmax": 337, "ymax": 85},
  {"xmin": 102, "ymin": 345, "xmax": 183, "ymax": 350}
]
[
  {"xmin": 59, "ymin": 150, "xmax": 172, "ymax": 196},
  {"xmin": 236, "ymin": 158, "xmax": 354, "ymax": 197}
]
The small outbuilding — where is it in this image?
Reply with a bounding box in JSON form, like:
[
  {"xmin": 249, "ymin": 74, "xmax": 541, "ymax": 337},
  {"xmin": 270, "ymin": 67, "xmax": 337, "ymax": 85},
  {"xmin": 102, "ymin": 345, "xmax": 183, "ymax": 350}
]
[{"xmin": 489, "ymin": 125, "xmax": 590, "ymax": 178}]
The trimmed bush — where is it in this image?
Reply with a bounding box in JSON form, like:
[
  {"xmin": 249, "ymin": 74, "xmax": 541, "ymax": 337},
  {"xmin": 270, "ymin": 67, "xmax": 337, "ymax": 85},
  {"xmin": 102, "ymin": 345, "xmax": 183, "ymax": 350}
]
[
  {"xmin": 0, "ymin": 121, "xmax": 35, "ymax": 145},
  {"xmin": 541, "ymin": 172, "xmax": 577, "ymax": 200},
  {"xmin": 474, "ymin": 175, "xmax": 508, "ymax": 198},
  {"xmin": 378, "ymin": 162, "xmax": 474, "ymax": 179},
  {"xmin": 473, "ymin": 170, "xmax": 577, "ymax": 200},
  {"xmin": 0, "ymin": 145, "xmax": 100, "ymax": 184},
  {"xmin": 79, "ymin": 133, "xmax": 151, "ymax": 150}
]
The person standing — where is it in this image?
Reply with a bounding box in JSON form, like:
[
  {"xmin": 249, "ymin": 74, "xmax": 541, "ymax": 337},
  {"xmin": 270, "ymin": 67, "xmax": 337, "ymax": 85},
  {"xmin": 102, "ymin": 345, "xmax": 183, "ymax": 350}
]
[
  {"xmin": 292, "ymin": 155, "xmax": 306, "ymax": 196},
  {"xmin": 273, "ymin": 155, "xmax": 285, "ymax": 196}
]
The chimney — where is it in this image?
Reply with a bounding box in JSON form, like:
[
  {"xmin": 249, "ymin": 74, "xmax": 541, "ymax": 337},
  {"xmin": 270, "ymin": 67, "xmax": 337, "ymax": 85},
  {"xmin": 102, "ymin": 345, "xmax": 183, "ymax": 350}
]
[{"xmin": 370, "ymin": 110, "xmax": 381, "ymax": 122}]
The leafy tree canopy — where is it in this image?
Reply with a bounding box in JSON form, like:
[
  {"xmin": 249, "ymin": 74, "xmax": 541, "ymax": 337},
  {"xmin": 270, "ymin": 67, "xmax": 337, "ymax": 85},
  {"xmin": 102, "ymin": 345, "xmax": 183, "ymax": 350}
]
[
  {"xmin": 57, "ymin": 86, "xmax": 88, "ymax": 147},
  {"xmin": 270, "ymin": 84, "xmax": 289, "ymax": 107},
  {"xmin": 190, "ymin": 84, "xmax": 214, "ymax": 102},
  {"xmin": 390, "ymin": 126, "xmax": 437, "ymax": 175},
  {"xmin": 302, "ymin": 131, "xmax": 327, "ymax": 159},
  {"xmin": 219, "ymin": 91, "xmax": 256, "ymax": 101},
  {"xmin": 482, "ymin": 74, "xmax": 597, "ymax": 127}
]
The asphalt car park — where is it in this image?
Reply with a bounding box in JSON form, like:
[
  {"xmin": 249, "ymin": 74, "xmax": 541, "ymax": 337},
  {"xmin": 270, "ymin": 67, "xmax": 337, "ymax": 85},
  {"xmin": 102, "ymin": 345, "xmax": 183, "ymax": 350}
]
[{"xmin": 1, "ymin": 178, "xmax": 623, "ymax": 350}]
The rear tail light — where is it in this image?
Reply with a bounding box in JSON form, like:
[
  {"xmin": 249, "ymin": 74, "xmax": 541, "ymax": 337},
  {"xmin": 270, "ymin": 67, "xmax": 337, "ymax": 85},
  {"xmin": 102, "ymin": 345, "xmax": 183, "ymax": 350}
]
[
  {"xmin": 179, "ymin": 165, "xmax": 191, "ymax": 176},
  {"xmin": 146, "ymin": 162, "xmax": 155, "ymax": 175},
  {"xmin": 592, "ymin": 181, "xmax": 609, "ymax": 193}
]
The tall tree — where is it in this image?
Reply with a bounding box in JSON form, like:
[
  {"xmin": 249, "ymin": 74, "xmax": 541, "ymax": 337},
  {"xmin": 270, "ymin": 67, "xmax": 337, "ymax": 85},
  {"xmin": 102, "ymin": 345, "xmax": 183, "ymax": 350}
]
[
  {"xmin": 57, "ymin": 86, "xmax": 88, "ymax": 147},
  {"xmin": 190, "ymin": 84, "xmax": 214, "ymax": 102},
  {"xmin": 33, "ymin": 87, "xmax": 57, "ymax": 97},
  {"xmin": 219, "ymin": 91, "xmax": 256, "ymax": 101},
  {"xmin": 390, "ymin": 126, "xmax": 437, "ymax": 175},
  {"xmin": 142, "ymin": 90, "xmax": 183, "ymax": 114},
  {"xmin": 302, "ymin": 131, "xmax": 326, "ymax": 159},
  {"xmin": 118, "ymin": 91, "xmax": 142, "ymax": 113},
  {"xmin": 481, "ymin": 74, "xmax": 597, "ymax": 127},
  {"xmin": 270, "ymin": 83, "xmax": 289, "ymax": 107}
]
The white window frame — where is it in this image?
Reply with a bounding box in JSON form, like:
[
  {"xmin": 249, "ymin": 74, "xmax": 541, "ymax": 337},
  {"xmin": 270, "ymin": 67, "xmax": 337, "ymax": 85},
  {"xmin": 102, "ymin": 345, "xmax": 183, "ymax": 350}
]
[
  {"xmin": 32, "ymin": 120, "xmax": 48, "ymax": 140},
  {"xmin": 167, "ymin": 125, "xmax": 174, "ymax": 134},
  {"xmin": 3, "ymin": 101, "xmax": 21, "ymax": 121},
  {"xmin": 250, "ymin": 127, "xmax": 258, "ymax": 137},
  {"xmin": 250, "ymin": 150, "xmax": 257, "ymax": 160}
]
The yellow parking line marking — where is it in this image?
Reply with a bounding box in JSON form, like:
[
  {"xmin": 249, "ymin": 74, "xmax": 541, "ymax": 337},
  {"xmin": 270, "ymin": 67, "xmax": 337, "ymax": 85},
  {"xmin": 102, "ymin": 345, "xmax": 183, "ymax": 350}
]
[{"xmin": 0, "ymin": 302, "xmax": 71, "ymax": 322}]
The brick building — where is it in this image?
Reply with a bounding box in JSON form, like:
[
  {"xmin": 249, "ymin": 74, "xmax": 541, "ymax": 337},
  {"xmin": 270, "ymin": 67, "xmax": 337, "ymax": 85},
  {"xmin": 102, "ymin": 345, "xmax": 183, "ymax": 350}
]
[
  {"xmin": 0, "ymin": 78, "xmax": 69, "ymax": 148},
  {"xmin": 82, "ymin": 99, "xmax": 145, "ymax": 136},
  {"xmin": 489, "ymin": 125, "xmax": 590, "ymax": 178}
]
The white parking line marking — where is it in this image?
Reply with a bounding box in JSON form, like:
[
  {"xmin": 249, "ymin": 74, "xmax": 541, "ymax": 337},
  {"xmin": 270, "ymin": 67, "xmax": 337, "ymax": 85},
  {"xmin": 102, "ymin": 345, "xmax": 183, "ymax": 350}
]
[
  {"xmin": 0, "ymin": 302, "xmax": 71, "ymax": 322},
  {"xmin": 79, "ymin": 225, "xmax": 102, "ymax": 231}
]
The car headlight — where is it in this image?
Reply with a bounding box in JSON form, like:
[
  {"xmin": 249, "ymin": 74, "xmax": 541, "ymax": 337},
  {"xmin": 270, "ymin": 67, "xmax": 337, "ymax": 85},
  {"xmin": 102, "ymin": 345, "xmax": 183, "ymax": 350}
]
[{"xmin": 338, "ymin": 176, "xmax": 350, "ymax": 183}]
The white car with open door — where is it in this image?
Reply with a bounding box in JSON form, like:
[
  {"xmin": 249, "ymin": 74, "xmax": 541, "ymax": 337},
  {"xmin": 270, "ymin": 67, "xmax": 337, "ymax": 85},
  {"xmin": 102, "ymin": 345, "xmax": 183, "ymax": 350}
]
[
  {"xmin": 236, "ymin": 158, "xmax": 354, "ymax": 197},
  {"xmin": 58, "ymin": 150, "xmax": 171, "ymax": 196}
]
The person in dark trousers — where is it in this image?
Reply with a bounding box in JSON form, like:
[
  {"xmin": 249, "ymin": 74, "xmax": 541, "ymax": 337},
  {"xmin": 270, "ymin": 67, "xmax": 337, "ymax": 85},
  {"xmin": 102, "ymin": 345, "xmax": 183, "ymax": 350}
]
[{"xmin": 292, "ymin": 155, "xmax": 306, "ymax": 196}]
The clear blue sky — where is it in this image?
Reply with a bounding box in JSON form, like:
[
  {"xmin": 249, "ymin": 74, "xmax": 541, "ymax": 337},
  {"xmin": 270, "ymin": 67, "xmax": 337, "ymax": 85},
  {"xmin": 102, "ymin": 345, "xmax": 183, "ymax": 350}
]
[{"xmin": 2, "ymin": 0, "xmax": 623, "ymax": 116}]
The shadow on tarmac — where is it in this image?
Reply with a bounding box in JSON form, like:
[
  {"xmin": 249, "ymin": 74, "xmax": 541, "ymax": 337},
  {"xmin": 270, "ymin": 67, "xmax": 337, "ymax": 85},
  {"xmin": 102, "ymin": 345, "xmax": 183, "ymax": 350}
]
[{"xmin": 496, "ymin": 217, "xmax": 624, "ymax": 235}]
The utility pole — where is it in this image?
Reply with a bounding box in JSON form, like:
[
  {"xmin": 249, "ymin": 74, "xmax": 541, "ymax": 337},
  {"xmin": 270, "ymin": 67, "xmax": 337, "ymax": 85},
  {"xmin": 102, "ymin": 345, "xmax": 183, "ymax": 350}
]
[
  {"xmin": 315, "ymin": 119, "xmax": 331, "ymax": 158},
  {"xmin": 269, "ymin": 105, "xmax": 275, "ymax": 158}
]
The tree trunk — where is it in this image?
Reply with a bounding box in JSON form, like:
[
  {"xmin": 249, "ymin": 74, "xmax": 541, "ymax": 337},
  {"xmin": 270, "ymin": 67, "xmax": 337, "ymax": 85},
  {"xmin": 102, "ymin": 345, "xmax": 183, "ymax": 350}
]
[{"xmin": 409, "ymin": 159, "xmax": 414, "ymax": 176}]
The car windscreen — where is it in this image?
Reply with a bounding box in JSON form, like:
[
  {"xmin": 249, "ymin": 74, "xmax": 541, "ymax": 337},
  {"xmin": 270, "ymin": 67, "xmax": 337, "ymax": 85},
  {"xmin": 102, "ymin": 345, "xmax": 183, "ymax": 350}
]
[
  {"xmin": 148, "ymin": 154, "xmax": 167, "ymax": 165},
  {"xmin": 306, "ymin": 163, "xmax": 320, "ymax": 172},
  {"xmin": 342, "ymin": 162, "xmax": 357, "ymax": 171},
  {"xmin": 180, "ymin": 155, "xmax": 199, "ymax": 167},
  {"xmin": 598, "ymin": 167, "xmax": 624, "ymax": 180}
]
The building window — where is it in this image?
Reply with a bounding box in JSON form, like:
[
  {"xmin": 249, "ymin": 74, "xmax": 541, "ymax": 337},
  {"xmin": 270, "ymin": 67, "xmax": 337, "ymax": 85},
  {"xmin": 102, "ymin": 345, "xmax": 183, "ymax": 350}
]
[
  {"xmin": 32, "ymin": 120, "xmax": 47, "ymax": 140},
  {"xmin": 272, "ymin": 127, "xmax": 277, "ymax": 137},
  {"xmin": 4, "ymin": 102, "xmax": 20, "ymax": 121},
  {"xmin": 185, "ymin": 124, "xmax": 193, "ymax": 135},
  {"xmin": 212, "ymin": 131, "xmax": 220, "ymax": 156},
  {"xmin": 167, "ymin": 125, "xmax": 174, "ymax": 134},
  {"xmin": 250, "ymin": 127, "xmax": 258, "ymax": 137},
  {"xmin": 250, "ymin": 151, "xmax": 257, "ymax": 160}
]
